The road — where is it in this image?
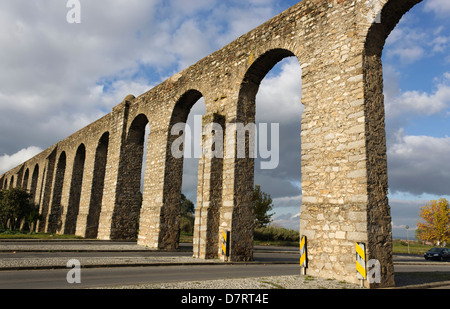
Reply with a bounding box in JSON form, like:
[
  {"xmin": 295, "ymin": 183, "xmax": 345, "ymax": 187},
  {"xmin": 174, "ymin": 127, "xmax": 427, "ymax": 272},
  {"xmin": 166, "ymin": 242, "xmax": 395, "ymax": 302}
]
[
  {"xmin": 0, "ymin": 241, "xmax": 449, "ymax": 289},
  {"xmin": 0, "ymin": 242, "xmax": 302, "ymax": 289},
  {"xmin": 0, "ymin": 264, "xmax": 300, "ymax": 289}
]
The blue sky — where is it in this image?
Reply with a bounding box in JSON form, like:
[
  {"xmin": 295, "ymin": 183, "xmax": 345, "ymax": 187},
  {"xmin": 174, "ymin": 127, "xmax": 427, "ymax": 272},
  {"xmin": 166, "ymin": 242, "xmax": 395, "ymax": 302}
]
[
  {"xmin": 0, "ymin": 0, "xmax": 449, "ymax": 239},
  {"xmin": 379, "ymin": 0, "xmax": 450, "ymax": 239}
]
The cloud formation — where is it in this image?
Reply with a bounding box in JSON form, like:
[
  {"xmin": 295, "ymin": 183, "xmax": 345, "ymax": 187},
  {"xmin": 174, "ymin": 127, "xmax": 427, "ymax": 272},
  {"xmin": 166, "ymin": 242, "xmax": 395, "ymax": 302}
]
[{"xmin": 0, "ymin": 146, "xmax": 43, "ymax": 174}]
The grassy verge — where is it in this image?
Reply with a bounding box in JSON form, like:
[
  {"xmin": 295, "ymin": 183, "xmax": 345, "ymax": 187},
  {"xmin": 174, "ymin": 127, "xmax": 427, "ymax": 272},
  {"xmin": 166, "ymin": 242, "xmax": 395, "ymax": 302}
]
[
  {"xmin": 180, "ymin": 232, "xmax": 193, "ymax": 243},
  {"xmin": 0, "ymin": 229, "xmax": 446, "ymax": 256},
  {"xmin": 392, "ymin": 239, "xmax": 435, "ymax": 255},
  {"xmin": 0, "ymin": 229, "xmax": 83, "ymax": 240}
]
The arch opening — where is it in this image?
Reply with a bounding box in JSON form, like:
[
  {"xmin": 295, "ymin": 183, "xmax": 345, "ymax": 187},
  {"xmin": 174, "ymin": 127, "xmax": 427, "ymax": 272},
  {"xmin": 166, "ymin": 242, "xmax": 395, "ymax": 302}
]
[
  {"xmin": 359, "ymin": 0, "xmax": 450, "ymax": 287},
  {"xmin": 374, "ymin": 1, "xmax": 450, "ymax": 241},
  {"xmin": 47, "ymin": 152, "xmax": 66, "ymax": 233},
  {"xmin": 22, "ymin": 169, "xmax": 30, "ymax": 191},
  {"xmin": 38, "ymin": 149, "xmax": 57, "ymax": 233},
  {"xmin": 166, "ymin": 90, "xmax": 205, "ymax": 251},
  {"xmin": 86, "ymin": 132, "xmax": 110, "ymax": 239},
  {"xmin": 30, "ymin": 164, "xmax": 39, "ymax": 203},
  {"xmin": 65, "ymin": 144, "xmax": 86, "ymax": 235},
  {"xmin": 112, "ymin": 114, "xmax": 149, "ymax": 240},
  {"xmin": 230, "ymin": 48, "xmax": 303, "ymax": 260}
]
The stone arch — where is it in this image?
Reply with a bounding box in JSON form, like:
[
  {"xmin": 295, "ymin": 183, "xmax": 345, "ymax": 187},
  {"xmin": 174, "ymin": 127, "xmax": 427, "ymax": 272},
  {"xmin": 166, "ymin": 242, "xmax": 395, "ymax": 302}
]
[
  {"xmin": 47, "ymin": 151, "xmax": 66, "ymax": 233},
  {"xmin": 111, "ymin": 114, "xmax": 149, "ymax": 240},
  {"xmin": 165, "ymin": 89, "xmax": 206, "ymax": 248},
  {"xmin": 86, "ymin": 132, "xmax": 109, "ymax": 239},
  {"xmin": 365, "ymin": 0, "xmax": 422, "ymax": 58},
  {"xmin": 237, "ymin": 47, "xmax": 301, "ymax": 173},
  {"xmin": 222, "ymin": 48, "xmax": 302, "ymax": 260},
  {"xmin": 38, "ymin": 148, "xmax": 57, "ymax": 232},
  {"xmin": 360, "ymin": 0, "xmax": 424, "ymax": 287},
  {"xmin": 22, "ymin": 168, "xmax": 30, "ymax": 191},
  {"xmin": 335, "ymin": 0, "xmax": 427, "ymax": 288},
  {"xmin": 239, "ymin": 48, "xmax": 298, "ymax": 118},
  {"xmin": 9, "ymin": 176, "xmax": 14, "ymax": 189},
  {"xmin": 170, "ymin": 90, "xmax": 203, "ymax": 124},
  {"xmin": 137, "ymin": 89, "xmax": 206, "ymax": 250},
  {"xmin": 38, "ymin": 167, "xmax": 46, "ymax": 209},
  {"xmin": 65, "ymin": 144, "xmax": 86, "ymax": 235},
  {"xmin": 30, "ymin": 164, "xmax": 40, "ymax": 202}
]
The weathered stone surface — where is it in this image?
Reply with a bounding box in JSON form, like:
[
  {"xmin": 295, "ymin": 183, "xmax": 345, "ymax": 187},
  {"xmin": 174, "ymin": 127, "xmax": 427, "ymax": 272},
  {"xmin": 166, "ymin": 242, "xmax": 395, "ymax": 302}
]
[{"xmin": 0, "ymin": 0, "xmax": 423, "ymax": 288}]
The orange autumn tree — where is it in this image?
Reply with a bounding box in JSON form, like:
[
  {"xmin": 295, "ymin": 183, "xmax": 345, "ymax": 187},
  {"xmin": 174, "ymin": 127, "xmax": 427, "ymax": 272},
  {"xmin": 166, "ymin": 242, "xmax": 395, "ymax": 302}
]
[{"xmin": 417, "ymin": 198, "xmax": 450, "ymax": 246}]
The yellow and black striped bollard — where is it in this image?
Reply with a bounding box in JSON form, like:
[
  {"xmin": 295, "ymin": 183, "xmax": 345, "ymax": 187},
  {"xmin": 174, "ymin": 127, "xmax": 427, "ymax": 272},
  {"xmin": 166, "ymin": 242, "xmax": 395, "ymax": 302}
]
[
  {"xmin": 300, "ymin": 236, "xmax": 307, "ymax": 275},
  {"xmin": 222, "ymin": 230, "xmax": 230, "ymax": 261},
  {"xmin": 356, "ymin": 242, "xmax": 366, "ymax": 287}
]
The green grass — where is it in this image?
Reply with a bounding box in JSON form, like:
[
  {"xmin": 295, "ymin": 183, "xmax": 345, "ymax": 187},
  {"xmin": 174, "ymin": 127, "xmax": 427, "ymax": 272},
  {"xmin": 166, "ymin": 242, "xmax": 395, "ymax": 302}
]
[
  {"xmin": 392, "ymin": 239, "xmax": 435, "ymax": 255},
  {"xmin": 179, "ymin": 231, "xmax": 193, "ymax": 243},
  {"xmin": 0, "ymin": 229, "xmax": 83, "ymax": 240},
  {"xmin": 254, "ymin": 240, "xmax": 299, "ymax": 247},
  {"xmin": 0, "ymin": 229, "xmax": 445, "ymax": 257}
]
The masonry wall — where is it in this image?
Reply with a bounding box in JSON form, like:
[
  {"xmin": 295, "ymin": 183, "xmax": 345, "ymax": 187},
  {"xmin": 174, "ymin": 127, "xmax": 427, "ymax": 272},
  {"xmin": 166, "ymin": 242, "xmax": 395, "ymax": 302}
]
[{"xmin": 0, "ymin": 0, "xmax": 424, "ymax": 288}]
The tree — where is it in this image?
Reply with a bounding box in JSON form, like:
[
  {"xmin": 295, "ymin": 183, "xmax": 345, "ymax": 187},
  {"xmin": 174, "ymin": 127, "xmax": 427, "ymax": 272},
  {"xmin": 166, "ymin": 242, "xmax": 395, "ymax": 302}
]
[
  {"xmin": 417, "ymin": 198, "xmax": 450, "ymax": 246},
  {"xmin": 252, "ymin": 185, "xmax": 274, "ymax": 228},
  {"xmin": 0, "ymin": 188, "xmax": 40, "ymax": 232},
  {"xmin": 180, "ymin": 194, "xmax": 195, "ymax": 234},
  {"xmin": 23, "ymin": 202, "xmax": 42, "ymax": 233},
  {"xmin": 181, "ymin": 194, "xmax": 195, "ymax": 216}
]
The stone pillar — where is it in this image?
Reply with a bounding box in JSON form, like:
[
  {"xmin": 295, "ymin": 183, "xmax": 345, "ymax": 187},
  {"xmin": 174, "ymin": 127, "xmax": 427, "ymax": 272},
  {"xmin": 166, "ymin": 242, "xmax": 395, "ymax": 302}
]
[
  {"xmin": 299, "ymin": 51, "xmax": 394, "ymax": 288},
  {"xmin": 97, "ymin": 97, "xmax": 132, "ymax": 240},
  {"xmin": 46, "ymin": 151, "xmax": 66, "ymax": 234},
  {"xmin": 75, "ymin": 146, "xmax": 95, "ymax": 237},
  {"xmin": 218, "ymin": 120, "xmax": 254, "ymax": 262},
  {"xmin": 193, "ymin": 113, "xmax": 225, "ymax": 259},
  {"xmin": 59, "ymin": 151, "xmax": 76, "ymax": 234},
  {"xmin": 362, "ymin": 51, "xmax": 395, "ymax": 288},
  {"xmin": 38, "ymin": 150, "xmax": 57, "ymax": 233},
  {"xmin": 137, "ymin": 126, "xmax": 171, "ymax": 248}
]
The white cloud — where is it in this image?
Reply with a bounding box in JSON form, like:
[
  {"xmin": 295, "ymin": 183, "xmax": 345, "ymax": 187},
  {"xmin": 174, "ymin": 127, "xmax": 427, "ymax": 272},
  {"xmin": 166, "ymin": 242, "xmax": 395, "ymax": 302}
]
[
  {"xmin": 384, "ymin": 20, "xmax": 450, "ymax": 64},
  {"xmin": 0, "ymin": 146, "xmax": 43, "ymax": 175},
  {"xmin": 90, "ymin": 79, "xmax": 156, "ymax": 111},
  {"xmin": 272, "ymin": 212, "xmax": 300, "ymax": 231},
  {"xmin": 424, "ymin": 0, "xmax": 450, "ymax": 17},
  {"xmin": 385, "ymin": 72, "xmax": 450, "ymax": 118},
  {"xmin": 384, "ymin": 27, "xmax": 426, "ymax": 64},
  {"xmin": 0, "ymin": 0, "xmax": 295, "ymax": 156},
  {"xmin": 256, "ymin": 57, "xmax": 303, "ymax": 123},
  {"xmin": 387, "ymin": 131, "xmax": 450, "ymax": 196},
  {"xmin": 272, "ymin": 195, "xmax": 302, "ymax": 208}
]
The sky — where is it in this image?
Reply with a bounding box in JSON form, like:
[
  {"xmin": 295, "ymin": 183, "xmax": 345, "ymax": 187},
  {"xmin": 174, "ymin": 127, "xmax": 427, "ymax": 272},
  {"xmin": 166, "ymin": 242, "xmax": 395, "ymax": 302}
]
[{"xmin": 0, "ymin": 0, "xmax": 450, "ymax": 240}]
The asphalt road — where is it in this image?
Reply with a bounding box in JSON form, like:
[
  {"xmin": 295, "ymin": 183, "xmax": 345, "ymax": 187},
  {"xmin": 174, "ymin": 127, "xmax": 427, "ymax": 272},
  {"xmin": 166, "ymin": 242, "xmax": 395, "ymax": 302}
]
[
  {"xmin": 0, "ymin": 241, "xmax": 302, "ymax": 289},
  {"xmin": 1, "ymin": 258, "xmax": 449, "ymax": 289},
  {"xmin": 0, "ymin": 241, "xmax": 449, "ymax": 289},
  {"xmin": 0, "ymin": 264, "xmax": 300, "ymax": 289}
]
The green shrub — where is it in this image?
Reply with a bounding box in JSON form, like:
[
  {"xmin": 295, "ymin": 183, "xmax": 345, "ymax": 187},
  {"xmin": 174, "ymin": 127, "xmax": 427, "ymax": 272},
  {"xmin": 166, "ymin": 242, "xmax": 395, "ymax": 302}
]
[
  {"xmin": 180, "ymin": 214, "xmax": 194, "ymax": 234},
  {"xmin": 254, "ymin": 226, "xmax": 300, "ymax": 242}
]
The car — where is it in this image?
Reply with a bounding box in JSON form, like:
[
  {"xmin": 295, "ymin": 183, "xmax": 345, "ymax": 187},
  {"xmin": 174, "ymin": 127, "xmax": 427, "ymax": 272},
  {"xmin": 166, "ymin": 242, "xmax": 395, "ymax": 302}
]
[{"xmin": 424, "ymin": 248, "xmax": 450, "ymax": 261}]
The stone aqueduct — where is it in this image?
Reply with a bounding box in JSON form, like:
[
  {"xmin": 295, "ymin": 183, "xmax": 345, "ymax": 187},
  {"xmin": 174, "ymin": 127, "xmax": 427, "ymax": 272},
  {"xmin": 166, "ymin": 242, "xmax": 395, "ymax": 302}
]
[{"xmin": 0, "ymin": 0, "xmax": 424, "ymax": 287}]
